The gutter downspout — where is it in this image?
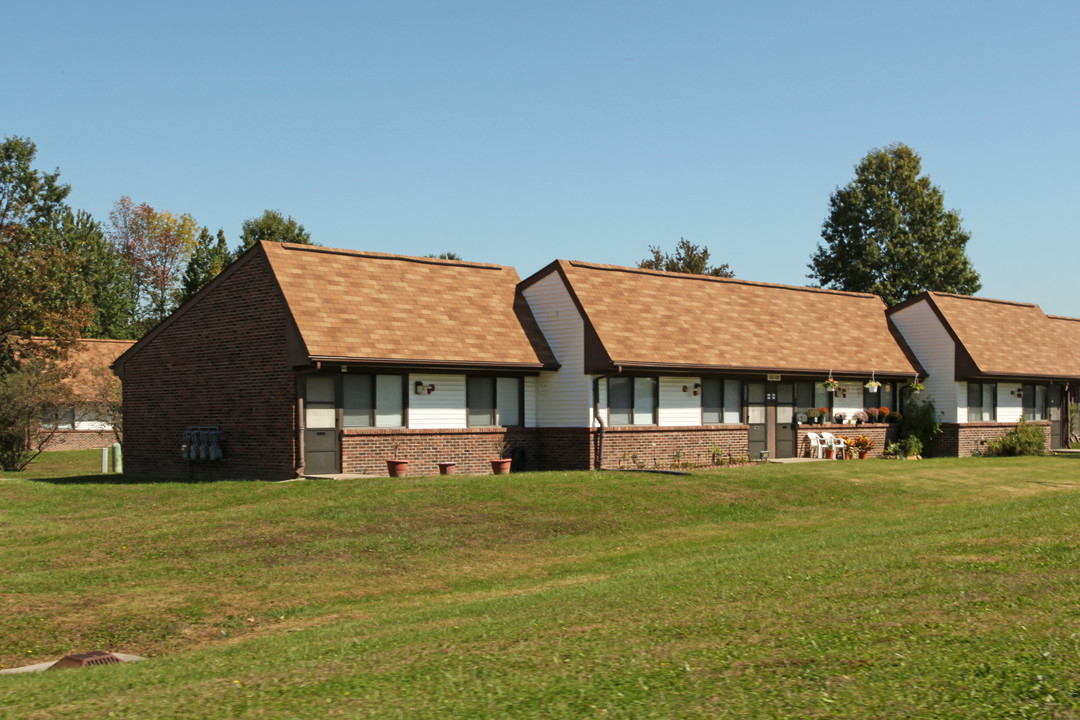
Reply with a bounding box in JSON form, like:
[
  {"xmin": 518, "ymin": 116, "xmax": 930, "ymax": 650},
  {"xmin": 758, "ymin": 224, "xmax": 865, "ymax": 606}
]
[
  {"xmin": 593, "ymin": 375, "xmax": 612, "ymax": 470},
  {"xmin": 296, "ymin": 375, "xmax": 306, "ymax": 477}
]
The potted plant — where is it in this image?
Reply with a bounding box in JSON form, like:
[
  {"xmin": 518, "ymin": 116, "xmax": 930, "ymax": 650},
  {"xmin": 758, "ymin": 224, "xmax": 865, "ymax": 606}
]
[
  {"xmin": 865, "ymin": 407, "xmax": 880, "ymax": 423},
  {"xmin": 909, "ymin": 377, "xmax": 924, "ymax": 393},
  {"xmin": 823, "ymin": 377, "xmax": 840, "ymax": 392},
  {"xmin": 491, "ymin": 439, "xmax": 512, "ymax": 475},
  {"xmin": 386, "ymin": 441, "xmax": 409, "ymax": 477},
  {"xmin": 878, "ymin": 406, "xmax": 890, "ymax": 422},
  {"xmin": 817, "ymin": 407, "xmax": 829, "ymax": 424},
  {"xmin": 805, "ymin": 407, "xmax": 820, "ymax": 423},
  {"xmin": 852, "ymin": 410, "xmax": 868, "ymax": 425},
  {"xmin": 864, "ymin": 371, "xmax": 880, "ymax": 393},
  {"xmin": 836, "ymin": 436, "xmax": 851, "ymax": 459},
  {"xmin": 849, "ymin": 435, "xmax": 874, "ymax": 459},
  {"xmin": 833, "ymin": 411, "xmax": 847, "ymax": 424}
]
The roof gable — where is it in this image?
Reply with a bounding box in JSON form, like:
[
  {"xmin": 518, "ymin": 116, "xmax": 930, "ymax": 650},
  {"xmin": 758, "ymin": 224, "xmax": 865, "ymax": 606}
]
[
  {"xmin": 263, "ymin": 242, "xmax": 557, "ymax": 369},
  {"xmin": 912, "ymin": 292, "xmax": 1080, "ymax": 379},
  {"xmin": 552, "ymin": 261, "xmax": 918, "ymax": 375}
]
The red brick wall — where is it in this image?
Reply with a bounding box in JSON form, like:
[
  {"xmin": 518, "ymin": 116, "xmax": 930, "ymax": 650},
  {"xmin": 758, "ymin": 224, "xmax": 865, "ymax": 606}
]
[
  {"xmin": 933, "ymin": 421, "xmax": 1052, "ymax": 457},
  {"xmin": 595, "ymin": 425, "xmax": 749, "ymax": 470},
  {"xmin": 798, "ymin": 422, "xmax": 900, "ymax": 458},
  {"xmin": 42, "ymin": 430, "xmax": 118, "ymax": 451},
  {"xmin": 120, "ymin": 253, "xmax": 298, "ymax": 480},
  {"xmin": 342, "ymin": 427, "xmax": 540, "ymax": 476}
]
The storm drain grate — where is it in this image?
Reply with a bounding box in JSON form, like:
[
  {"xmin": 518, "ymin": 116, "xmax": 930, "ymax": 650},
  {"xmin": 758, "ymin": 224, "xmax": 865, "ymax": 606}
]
[{"xmin": 49, "ymin": 652, "xmax": 122, "ymax": 670}]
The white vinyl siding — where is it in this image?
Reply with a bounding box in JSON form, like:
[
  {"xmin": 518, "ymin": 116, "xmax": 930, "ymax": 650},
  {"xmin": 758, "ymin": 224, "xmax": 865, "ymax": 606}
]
[
  {"xmin": 73, "ymin": 407, "xmax": 113, "ymax": 431},
  {"xmin": 408, "ymin": 374, "xmax": 467, "ymax": 429},
  {"xmin": 658, "ymin": 376, "xmax": 702, "ymax": 426},
  {"xmin": 522, "ymin": 272, "xmax": 593, "ymax": 427},
  {"xmin": 831, "ymin": 381, "xmax": 865, "ymax": 419},
  {"xmin": 997, "ymin": 382, "xmax": 1023, "ymax": 424},
  {"xmin": 889, "ymin": 301, "xmax": 957, "ymax": 423}
]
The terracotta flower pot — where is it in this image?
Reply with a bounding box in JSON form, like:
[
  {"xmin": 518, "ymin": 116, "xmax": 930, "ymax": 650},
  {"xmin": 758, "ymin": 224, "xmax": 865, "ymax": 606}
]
[
  {"xmin": 858, "ymin": 451, "xmax": 867, "ymax": 460},
  {"xmin": 438, "ymin": 461, "xmax": 456, "ymax": 475},
  {"xmin": 490, "ymin": 458, "xmax": 512, "ymax": 475},
  {"xmin": 824, "ymin": 448, "xmax": 834, "ymax": 459},
  {"xmin": 386, "ymin": 459, "xmax": 409, "ymax": 477}
]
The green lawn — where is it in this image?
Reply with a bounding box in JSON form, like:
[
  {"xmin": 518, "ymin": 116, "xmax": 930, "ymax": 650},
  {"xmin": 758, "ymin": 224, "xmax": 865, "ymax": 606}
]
[{"xmin": 2, "ymin": 451, "xmax": 1080, "ymax": 718}]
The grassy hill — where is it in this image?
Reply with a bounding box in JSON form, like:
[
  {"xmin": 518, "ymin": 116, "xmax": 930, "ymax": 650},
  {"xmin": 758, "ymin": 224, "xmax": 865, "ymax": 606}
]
[{"xmin": 2, "ymin": 452, "xmax": 1079, "ymax": 718}]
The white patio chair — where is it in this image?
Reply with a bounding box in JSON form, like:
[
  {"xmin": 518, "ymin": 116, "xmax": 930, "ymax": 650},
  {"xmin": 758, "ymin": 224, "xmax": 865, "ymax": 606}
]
[
  {"xmin": 821, "ymin": 432, "xmax": 846, "ymax": 460},
  {"xmin": 805, "ymin": 432, "xmax": 824, "ymax": 459}
]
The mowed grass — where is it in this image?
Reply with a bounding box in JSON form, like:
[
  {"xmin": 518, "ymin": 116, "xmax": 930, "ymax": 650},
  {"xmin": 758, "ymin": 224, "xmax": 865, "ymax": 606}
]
[{"xmin": 2, "ymin": 452, "xmax": 1080, "ymax": 718}]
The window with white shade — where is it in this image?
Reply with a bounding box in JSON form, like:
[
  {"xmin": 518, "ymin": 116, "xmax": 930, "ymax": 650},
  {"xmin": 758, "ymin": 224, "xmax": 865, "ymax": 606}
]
[{"xmin": 607, "ymin": 376, "xmax": 657, "ymax": 426}]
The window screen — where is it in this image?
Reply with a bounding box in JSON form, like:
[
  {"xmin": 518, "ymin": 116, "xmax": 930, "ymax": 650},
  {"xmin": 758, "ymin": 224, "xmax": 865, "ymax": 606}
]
[
  {"xmin": 702, "ymin": 378, "xmax": 722, "ymax": 424},
  {"xmin": 608, "ymin": 377, "xmax": 632, "ymax": 426},
  {"xmin": 1023, "ymin": 384, "xmax": 1048, "ymax": 421},
  {"xmin": 968, "ymin": 382, "xmax": 996, "ymax": 422},
  {"xmin": 496, "ymin": 377, "xmax": 522, "ymax": 426},
  {"xmin": 343, "ymin": 374, "xmax": 373, "ymax": 427},
  {"xmin": 375, "ymin": 375, "xmax": 404, "ymax": 427},
  {"xmin": 468, "ymin": 376, "xmax": 496, "ymax": 426},
  {"xmin": 306, "ymin": 376, "xmax": 336, "ymax": 429},
  {"xmin": 724, "ymin": 380, "xmax": 742, "ymax": 424}
]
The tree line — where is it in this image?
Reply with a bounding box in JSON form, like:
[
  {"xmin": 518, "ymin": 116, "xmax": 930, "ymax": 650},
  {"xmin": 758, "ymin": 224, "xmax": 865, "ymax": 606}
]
[
  {"xmin": 0, "ymin": 134, "xmax": 314, "ymax": 468},
  {"xmin": 0, "ymin": 134, "xmax": 982, "ymax": 469}
]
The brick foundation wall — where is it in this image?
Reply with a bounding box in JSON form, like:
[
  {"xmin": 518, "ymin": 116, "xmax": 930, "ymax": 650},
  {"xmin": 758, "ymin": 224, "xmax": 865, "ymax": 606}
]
[
  {"xmin": 42, "ymin": 430, "xmax": 119, "ymax": 451},
  {"xmin": 595, "ymin": 425, "xmax": 749, "ymax": 470},
  {"xmin": 798, "ymin": 422, "xmax": 900, "ymax": 458},
  {"xmin": 342, "ymin": 427, "xmax": 541, "ymax": 476},
  {"xmin": 933, "ymin": 421, "xmax": 1052, "ymax": 457},
  {"xmin": 120, "ymin": 252, "xmax": 298, "ymax": 481}
]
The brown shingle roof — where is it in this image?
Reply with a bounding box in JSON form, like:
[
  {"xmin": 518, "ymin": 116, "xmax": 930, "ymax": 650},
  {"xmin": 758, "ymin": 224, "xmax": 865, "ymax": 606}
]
[
  {"xmin": 262, "ymin": 242, "xmax": 557, "ymax": 369},
  {"xmin": 64, "ymin": 339, "xmax": 135, "ymax": 399},
  {"xmin": 548, "ymin": 261, "xmax": 918, "ymax": 375},
  {"xmin": 915, "ymin": 292, "xmax": 1080, "ymax": 378}
]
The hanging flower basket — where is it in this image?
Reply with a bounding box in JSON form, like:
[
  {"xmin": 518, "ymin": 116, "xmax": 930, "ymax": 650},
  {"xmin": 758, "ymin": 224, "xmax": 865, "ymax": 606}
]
[
  {"xmin": 823, "ymin": 378, "xmax": 840, "ymax": 392},
  {"xmin": 864, "ymin": 380, "xmax": 881, "ymax": 392},
  {"xmin": 909, "ymin": 381, "xmax": 924, "ymax": 393}
]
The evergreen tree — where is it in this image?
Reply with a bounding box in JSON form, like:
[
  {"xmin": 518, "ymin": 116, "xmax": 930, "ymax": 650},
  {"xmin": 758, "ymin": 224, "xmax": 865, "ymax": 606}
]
[{"xmin": 178, "ymin": 227, "xmax": 231, "ymax": 306}]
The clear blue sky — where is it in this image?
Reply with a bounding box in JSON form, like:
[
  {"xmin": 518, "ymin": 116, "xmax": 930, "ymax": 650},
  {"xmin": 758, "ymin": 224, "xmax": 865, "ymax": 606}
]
[{"xmin": 7, "ymin": 1, "xmax": 1079, "ymax": 314}]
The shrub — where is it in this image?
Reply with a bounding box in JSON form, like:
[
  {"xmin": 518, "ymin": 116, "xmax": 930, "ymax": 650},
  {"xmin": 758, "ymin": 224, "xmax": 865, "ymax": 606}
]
[
  {"xmin": 899, "ymin": 396, "xmax": 941, "ymax": 457},
  {"xmin": 900, "ymin": 435, "xmax": 923, "ymax": 457},
  {"xmin": 984, "ymin": 418, "xmax": 1046, "ymax": 457}
]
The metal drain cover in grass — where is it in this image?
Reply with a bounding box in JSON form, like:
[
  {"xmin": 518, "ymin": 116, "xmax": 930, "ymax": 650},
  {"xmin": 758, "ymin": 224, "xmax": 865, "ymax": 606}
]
[{"xmin": 48, "ymin": 651, "xmax": 123, "ymax": 670}]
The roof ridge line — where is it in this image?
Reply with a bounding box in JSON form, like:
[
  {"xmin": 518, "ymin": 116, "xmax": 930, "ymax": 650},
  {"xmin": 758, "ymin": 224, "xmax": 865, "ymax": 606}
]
[
  {"xmin": 929, "ymin": 291, "xmax": 1039, "ymax": 309},
  {"xmin": 272, "ymin": 242, "xmax": 506, "ymax": 270},
  {"xmin": 564, "ymin": 260, "xmax": 882, "ymax": 300}
]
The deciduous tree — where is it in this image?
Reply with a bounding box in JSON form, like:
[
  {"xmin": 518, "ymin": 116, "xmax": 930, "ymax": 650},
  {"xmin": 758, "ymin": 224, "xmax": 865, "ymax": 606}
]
[
  {"xmin": 236, "ymin": 210, "xmax": 313, "ymax": 256},
  {"xmin": 107, "ymin": 197, "xmax": 198, "ymax": 329},
  {"xmin": 638, "ymin": 238, "xmax": 734, "ymax": 277},
  {"xmin": 808, "ymin": 143, "xmax": 981, "ymax": 306}
]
